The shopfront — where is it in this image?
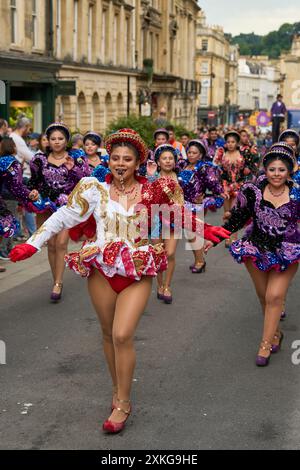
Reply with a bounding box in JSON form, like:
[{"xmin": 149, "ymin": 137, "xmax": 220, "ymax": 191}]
[{"xmin": 0, "ymin": 56, "xmax": 74, "ymax": 132}]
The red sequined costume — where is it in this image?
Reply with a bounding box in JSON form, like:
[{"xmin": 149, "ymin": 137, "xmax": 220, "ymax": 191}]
[{"xmin": 21, "ymin": 174, "xmax": 228, "ymax": 292}]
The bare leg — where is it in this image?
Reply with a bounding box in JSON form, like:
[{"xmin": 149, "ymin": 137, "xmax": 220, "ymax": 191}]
[
  {"xmin": 192, "ymin": 247, "xmax": 205, "ymax": 267},
  {"xmin": 259, "ymin": 264, "xmax": 299, "ymax": 357},
  {"xmin": 164, "ymin": 235, "xmax": 178, "ymax": 291},
  {"xmin": 87, "ymin": 269, "xmax": 118, "ymax": 397},
  {"xmin": 109, "ymin": 276, "xmax": 153, "ymax": 422},
  {"xmin": 36, "ymin": 212, "xmax": 56, "ymax": 281},
  {"xmin": 244, "ymin": 259, "xmax": 268, "ymax": 314},
  {"xmin": 53, "ymin": 229, "xmax": 69, "ymax": 294},
  {"xmin": 152, "ymin": 237, "xmax": 164, "ymax": 296}
]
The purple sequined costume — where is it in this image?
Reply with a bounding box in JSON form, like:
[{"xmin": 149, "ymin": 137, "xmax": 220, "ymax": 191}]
[
  {"xmin": 177, "ymin": 160, "xmax": 223, "ymax": 210},
  {"xmin": 0, "ymin": 155, "xmax": 32, "ymax": 237},
  {"xmin": 28, "ymin": 151, "xmax": 90, "ymax": 211},
  {"xmin": 224, "ymin": 175, "xmax": 300, "ymax": 272}
]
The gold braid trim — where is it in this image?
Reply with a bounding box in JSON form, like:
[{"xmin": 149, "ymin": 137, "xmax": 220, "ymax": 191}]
[
  {"xmin": 67, "ymin": 181, "xmax": 109, "ymax": 217},
  {"xmin": 163, "ymin": 183, "xmax": 184, "ymax": 206},
  {"xmin": 30, "ymin": 225, "xmax": 47, "ymax": 242}
]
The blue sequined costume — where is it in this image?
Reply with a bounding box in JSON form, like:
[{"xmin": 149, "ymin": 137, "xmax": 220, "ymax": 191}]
[{"xmin": 0, "ymin": 155, "xmax": 32, "ymax": 237}]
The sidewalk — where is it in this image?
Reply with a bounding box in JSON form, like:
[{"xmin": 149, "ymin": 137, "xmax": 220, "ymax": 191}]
[{"xmin": 0, "ymin": 242, "xmax": 80, "ymax": 295}]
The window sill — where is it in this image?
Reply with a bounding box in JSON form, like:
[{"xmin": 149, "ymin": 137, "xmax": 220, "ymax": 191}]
[
  {"xmin": 10, "ymin": 44, "xmax": 24, "ymax": 52},
  {"xmin": 32, "ymin": 48, "xmax": 45, "ymax": 55}
]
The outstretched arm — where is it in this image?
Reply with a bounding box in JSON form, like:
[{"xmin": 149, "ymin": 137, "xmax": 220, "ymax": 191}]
[{"xmin": 10, "ymin": 178, "xmax": 102, "ymax": 261}]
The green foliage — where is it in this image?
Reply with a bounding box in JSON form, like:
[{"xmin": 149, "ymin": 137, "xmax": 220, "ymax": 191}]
[
  {"xmin": 106, "ymin": 114, "xmax": 194, "ymax": 148},
  {"xmin": 9, "ymin": 106, "xmax": 34, "ymax": 128},
  {"xmin": 231, "ymin": 22, "xmax": 300, "ymax": 58}
]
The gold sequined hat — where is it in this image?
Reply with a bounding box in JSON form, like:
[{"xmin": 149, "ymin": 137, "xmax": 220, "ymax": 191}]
[{"xmin": 105, "ymin": 129, "xmax": 149, "ymax": 164}]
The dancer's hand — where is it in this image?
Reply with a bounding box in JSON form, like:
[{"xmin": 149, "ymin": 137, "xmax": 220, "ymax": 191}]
[
  {"xmin": 147, "ymin": 161, "xmax": 157, "ymax": 176},
  {"xmin": 204, "ymin": 240, "xmax": 214, "ymax": 253},
  {"xmin": 204, "ymin": 224, "xmax": 231, "ymax": 244},
  {"xmin": 221, "ymin": 192, "xmax": 230, "ymax": 200},
  {"xmin": 223, "ymin": 211, "xmax": 232, "ymax": 222},
  {"xmin": 9, "ymin": 244, "xmax": 37, "ymax": 262},
  {"xmin": 64, "ymin": 156, "xmax": 75, "ymax": 170}
]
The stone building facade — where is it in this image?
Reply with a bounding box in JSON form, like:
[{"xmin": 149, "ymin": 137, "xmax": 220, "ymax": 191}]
[
  {"xmin": 280, "ymin": 34, "xmax": 300, "ymax": 110},
  {"xmin": 0, "ymin": 0, "xmax": 201, "ymax": 133},
  {"xmin": 195, "ymin": 11, "xmax": 239, "ymax": 126}
]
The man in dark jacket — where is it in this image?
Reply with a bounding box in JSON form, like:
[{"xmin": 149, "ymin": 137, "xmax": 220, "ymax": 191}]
[{"xmin": 270, "ymin": 94, "xmax": 287, "ymax": 143}]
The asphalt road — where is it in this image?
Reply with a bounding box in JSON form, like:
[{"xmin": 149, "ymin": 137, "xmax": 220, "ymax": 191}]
[{"xmin": 1, "ymin": 212, "xmax": 300, "ymax": 450}]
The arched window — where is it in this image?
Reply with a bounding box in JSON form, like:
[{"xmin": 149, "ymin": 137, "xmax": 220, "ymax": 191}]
[
  {"xmin": 117, "ymin": 93, "xmax": 124, "ymax": 117},
  {"xmin": 104, "ymin": 92, "xmax": 113, "ymax": 130},
  {"xmin": 60, "ymin": 96, "xmax": 71, "ymax": 125},
  {"xmin": 77, "ymin": 92, "xmax": 86, "ymax": 131},
  {"xmin": 91, "ymin": 92, "xmax": 100, "ymax": 131}
]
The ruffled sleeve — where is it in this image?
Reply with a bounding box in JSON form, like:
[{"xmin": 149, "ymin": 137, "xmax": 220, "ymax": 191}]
[
  {"xmin": 223, "ymin": 184, "xmax": 256, "ymax": 233},
  {"xmin": 27, "ymin": 177, "xmax": 102, "ymax": 250},
  {"xmin": 4, "ymin": 160, "xmax": 31, "ymax": 206}
]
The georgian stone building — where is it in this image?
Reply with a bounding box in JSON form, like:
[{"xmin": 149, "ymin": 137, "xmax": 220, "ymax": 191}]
[
  {"xmin": 195, "ymin": 10, "xmax": 239, "ymax": 125},
  {"xmin": 0, "ymin": 0, "xmax": 201, "ymax": 133},
  {"xmin": 280, "ymin": 34, "xmax": 300, "ymax": 110}
]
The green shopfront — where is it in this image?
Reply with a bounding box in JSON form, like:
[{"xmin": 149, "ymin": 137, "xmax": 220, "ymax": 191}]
[{"xmin": 0, "ymin": 56, "xmax": 75, "ymax": 132}]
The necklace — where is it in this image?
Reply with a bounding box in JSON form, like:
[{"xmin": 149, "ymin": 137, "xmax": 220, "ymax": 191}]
[
  {"xmin": 51, "ymin": 152, "xmax": 67, "ymax": 161},
  {"xmin": 89, "ymin": 155, "xmax": 99, "ymax": 162},
  {"xmin": 268, "ymin": 184, "xmax": 286, "ymax": 197},
  {"xmin": 112, "ymin": 181, "xmax": 139, "ymax": 201}
]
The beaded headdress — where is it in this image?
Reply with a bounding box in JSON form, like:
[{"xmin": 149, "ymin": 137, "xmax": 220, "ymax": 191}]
[
  {"xmin": 263, "ymin": 142, "xmax": 297, "ymax": 173},
  {"xmin": 186, "ymin": 139, "xmax": 208, "ymax": 156},
  {"xmin": 153, "ymin": 128, "xmax": 170, "ymax": 140},
  {"xmin": 83, "ymin": 131, "xmax": 102, "ymax": 146},
  {"xmin": 279, "ymin": 129, "xmax": 300, "ymax": 147},
  {"xmin": 45, "ymin": 122, "xmax": 71, "ymax": 142},
  {"xmin": 105, "ymin": 128, "xmax": 149, "ymax": 164},
  {"xmin": 224, "ymin": 130, "xmax": 240, "ymax": 142},
  {"xmin": 154, "ymin": 144, "xmax": 179, "ymax": 163}
]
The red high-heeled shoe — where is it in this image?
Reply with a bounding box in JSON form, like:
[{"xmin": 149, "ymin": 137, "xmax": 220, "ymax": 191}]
[{"xmin": 103, "ymin": 399, "xmax": 131, "ymax": 433}]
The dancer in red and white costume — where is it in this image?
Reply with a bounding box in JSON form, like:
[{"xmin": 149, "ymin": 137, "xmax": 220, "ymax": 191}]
[{"xmin": 10, "ymin": 129, "xmax": 230, "ymax": 433}]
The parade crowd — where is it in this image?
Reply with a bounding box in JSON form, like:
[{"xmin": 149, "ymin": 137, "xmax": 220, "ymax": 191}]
[{"xmin": 1, "ymin": 111, "xmax": 300, "ymax": 433}]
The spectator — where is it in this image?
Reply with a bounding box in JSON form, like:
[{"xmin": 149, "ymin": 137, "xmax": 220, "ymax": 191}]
[
  {"xmin": 165, "ymin": 125, "xmax": 187, "ymax": 159},
  {"xmin": 270, "ymin": 94, "xmax": 287, "ymax": 143},
  {"xmin": 10, "ymin": 118, "xmax": 36, "ymax": 237},
  {"xmin": 180, "ymin": 132, "xmax": 190, "ymax": 150},
  {"xmin": 28, "ymin": 132, "xmax": 41, "ymax": 153},
  {"xmin": 0, "ymin": 118, "xmax": 8, "ymax": 142},
  {"xmin": 71, "ymin": 133, "xmax": 84, "ymax": 150},
  {"xmin": 37, "ymin": 133, "xmax": 49, "ymax": 154},
  {"xmin": 204, "ymin": 127, "xmax": 224, "ymax": 161},
  {"xmin": 154, "ymin": 107, "xmax": 168, "ymax": 128}
]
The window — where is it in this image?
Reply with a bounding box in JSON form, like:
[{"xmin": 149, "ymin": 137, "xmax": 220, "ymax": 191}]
[
  {"xmin": 200, "ymin": 87, "xmax": 209, "ymax": 106},
  {"xmin": 201, "ymin": 61, "xmax": 209, "ymax": 74},
  {"xmin": 10, "ymin": 0, "xmax": 18, "ymax": 44},
  {"xmin": 73, "ymin": 0, "xmax": 78, "ymax": 61},
  {"xmin": 56, "ymin": 0, "xmax": 62, "ymax": 58},
  {"xmin": 101, "ymin": 10, "xmax": 107, "ymax": 62},
  {"xmin": 32, "ymin": 0, "xmax": 38, "ymax": 47},
  {"xmin": 113, "ymin": 15, "xmax": 119, "ymax": 65},
  {"xmin": 88, "ymin": 4, "xmax": 93, "ymax": 63},
  {"xmin": 202, "ymin": 39, "xmax": 208, "ymax": 51},
  {"xmin": 124, "ymin": 17, "xmax": 129, "ymax": 66}
]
